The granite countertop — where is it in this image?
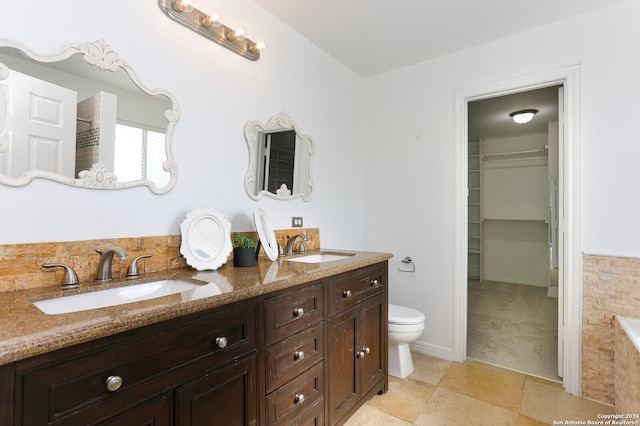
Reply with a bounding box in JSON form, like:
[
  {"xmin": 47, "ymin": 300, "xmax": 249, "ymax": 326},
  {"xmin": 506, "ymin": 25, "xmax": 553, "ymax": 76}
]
[{"xmin": 0, "ymin": 249, "xmax": 391, "ymax": 366}]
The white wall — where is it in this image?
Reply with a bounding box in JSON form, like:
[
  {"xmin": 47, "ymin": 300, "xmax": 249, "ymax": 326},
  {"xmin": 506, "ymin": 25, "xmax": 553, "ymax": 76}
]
[
  {"xmin": 0, "ymin": 0, "xmax": 365, "ymax": 248},
  {"xmin": 362, "ymin": 0, "xmax": 640, "ymax": 356}
]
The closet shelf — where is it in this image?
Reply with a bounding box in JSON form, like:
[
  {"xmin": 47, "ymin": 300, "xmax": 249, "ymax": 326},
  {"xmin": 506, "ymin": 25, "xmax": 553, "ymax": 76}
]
[
  {"xmin": 481, "ymin": 145, "xmax": 548, "ymax": 161},
  {"xmin": 483, "ymin": 218, "xmax": 549, "ymax": 223}
]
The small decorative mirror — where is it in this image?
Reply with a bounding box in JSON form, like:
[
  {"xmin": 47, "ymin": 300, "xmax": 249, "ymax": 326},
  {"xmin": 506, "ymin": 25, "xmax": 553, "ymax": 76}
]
[
  {"xmin": 244, "ymin": 112, "xmax": 315, "ymax": 201},
  {"xmin": 0, "ymin": 39, "xmax": 180, "ymax": 193},
  {"xmin": 253, "ymin": 208, "xmax": 279, "ymax": 261},
  {"xmin": 180, "ymin": 208, "xmax": 232, "ymax": 271}
]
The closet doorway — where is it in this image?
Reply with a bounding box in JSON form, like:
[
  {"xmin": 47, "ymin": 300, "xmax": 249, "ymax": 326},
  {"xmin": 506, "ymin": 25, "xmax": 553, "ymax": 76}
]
[{"xmin": 466, "ymin": 85, "xmax": 563, "ymax": 381}]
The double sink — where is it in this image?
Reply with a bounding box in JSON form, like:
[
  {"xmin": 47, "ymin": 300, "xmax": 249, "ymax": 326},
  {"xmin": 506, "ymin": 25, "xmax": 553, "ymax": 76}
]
[{"xmin": 32, "ymin": 252, "xmax": 354, "ymax": 315}]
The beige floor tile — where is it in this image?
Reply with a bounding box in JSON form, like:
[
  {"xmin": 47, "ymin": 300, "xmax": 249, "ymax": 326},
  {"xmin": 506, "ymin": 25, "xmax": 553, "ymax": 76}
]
[
  {"xmin": 525, "ymin": 374, "xmax": 563, "ymax": 389},
  {"xmin": 408, "ymin": 352, "xmax": 452, "ymax": 386},
  {"xmin": 439, "ymin": 362, "xmax": 525, "ymax": 411},
  {"xmin": 414, "ymin": 387, "xmax": 520, "ymax": 426},
  {"xmin": 520, "ymin": 380, "xmax": 615, "ymax": 424},
  {"xmin": 516, "ymin": 414, "xmax": 550, "ymax": 425},
  {"xmin": 367, "ymin": 376, "xmax": 436, "ymax": 423},
  {"xmin": 343, "ymin": 404, "xmax": 412, "ymax": 426}
]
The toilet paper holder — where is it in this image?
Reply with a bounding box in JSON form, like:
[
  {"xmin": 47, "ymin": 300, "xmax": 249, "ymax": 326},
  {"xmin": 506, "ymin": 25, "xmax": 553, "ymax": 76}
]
[{"xmin": 398, "ymin": 256, "xmax": 415, "ymax": 273}]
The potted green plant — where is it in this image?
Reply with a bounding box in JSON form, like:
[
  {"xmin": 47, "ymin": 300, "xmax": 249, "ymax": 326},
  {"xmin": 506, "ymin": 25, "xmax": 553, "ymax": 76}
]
[{"xmin": 232, "ymin": 232, "xmax": 257, "ymax": 267}]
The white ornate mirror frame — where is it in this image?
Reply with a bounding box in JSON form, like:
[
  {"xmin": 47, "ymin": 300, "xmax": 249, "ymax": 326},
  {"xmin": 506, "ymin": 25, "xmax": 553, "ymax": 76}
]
[
  {"xmin": 179, "ymin": 208, "xmax": 232, "ymax": 271},
  {"xmin": 244, "ymin": 112, "xmax": 315, "ymax": 201},
  {"xmin": 0, "ymin": 39, "xmax": 180, "ymax": 194}
]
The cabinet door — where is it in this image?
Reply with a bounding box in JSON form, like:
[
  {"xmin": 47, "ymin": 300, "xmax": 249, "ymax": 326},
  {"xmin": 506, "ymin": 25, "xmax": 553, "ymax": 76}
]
[
  {"xmin": 359, "ymin": 294, "xmax": 386, "ymax": 396},
  {"xmin": 100, "ymin": 392, "xmax": 172, "ymax": 426},
  {"xmin": 175, "ymin": 355, "xmax": 258, "ymax": 426},
  {"xmin": 326, "ymin": 304, "xmax": 359, "ymax": 425}
]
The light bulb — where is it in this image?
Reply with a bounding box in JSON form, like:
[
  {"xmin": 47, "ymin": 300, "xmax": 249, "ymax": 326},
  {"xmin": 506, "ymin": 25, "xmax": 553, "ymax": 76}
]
[
  {"xmin": 228, "ymin": 26, "xmax": 246, "ymax": 41},
  {"xmin": 202, "ymin": 11, "xmax": 222, "ymax": 28},
  {"xmin": 182, "ymin": 0, "xmax": 196, "ymax": 12},
  {"xmin": 249, "ymin": 40, "xmax": 267, "ymax": 53},
  {"xmin": 172, "ymin": 0, "xmax": 195, "ymax": 13}
]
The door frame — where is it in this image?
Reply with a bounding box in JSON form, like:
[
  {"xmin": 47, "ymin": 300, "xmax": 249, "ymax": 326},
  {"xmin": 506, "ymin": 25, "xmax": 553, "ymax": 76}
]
[{"xmin": 452, "ymin": 65, "xmax": 582, "ymax": 396}]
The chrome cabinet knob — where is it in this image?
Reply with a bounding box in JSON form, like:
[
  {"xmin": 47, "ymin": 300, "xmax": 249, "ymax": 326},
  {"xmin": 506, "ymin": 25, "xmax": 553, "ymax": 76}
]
[
  {"xmin": 294, "ymin": 394, "xmax": 305, "ymax": 404},
  {"xmin": 293, "ymin": 307, "xmax": 305, "ymax": 317},
  {"xmin": 343, "ymin": 290, "xmax": 352, "ymax": 298},
  {"xmin": 215, "ymin": 337, "xmax": 228, "ymax": 348},
  {"xmin": 370, "ymin": 279, "xmax": 380, "ymax": 286},
  {"xmin": 294, "ymin": 350, "xmax": 305, "ymax": 361},
  {"xmin": 357, "ymin": 346, "xmax": 370, "ymax": 359},
  {"xmin": 106, "ymin": 375, "xmax": 123, "ymax": 392}
]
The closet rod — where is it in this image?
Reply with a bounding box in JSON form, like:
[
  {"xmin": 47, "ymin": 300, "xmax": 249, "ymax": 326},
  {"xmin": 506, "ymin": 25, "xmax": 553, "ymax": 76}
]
[{"xmin": 481, "ymin": 145, "xmax": 548, "ymax": 160}]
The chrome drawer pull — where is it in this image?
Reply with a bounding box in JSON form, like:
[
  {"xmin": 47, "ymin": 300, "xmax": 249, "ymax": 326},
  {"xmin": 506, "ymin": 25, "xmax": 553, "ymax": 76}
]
[
  {"xmin": 106, "ymin": 375, "xmax": 123, "ymax": 392},
  {"xmin": 294, "ymin": 350, "xmax": 305, "ymax": 361},
  {"xmin": 294, "ymin": 394, "xmax": 305, "ymax": 404},
  {"xmin": 215, "ymin": 337, "xmax": 228, "ymax": 348},
  {"xmin": 293, "ymin": 307, "xmax": 305, "ymax": 317},
  {"xmin": 343, "ymin": 290, "xmax": 352, "ymax": 298},
  {"xmin": 370, "ymin": 279, "xmax": 380, "ymax": 286}
]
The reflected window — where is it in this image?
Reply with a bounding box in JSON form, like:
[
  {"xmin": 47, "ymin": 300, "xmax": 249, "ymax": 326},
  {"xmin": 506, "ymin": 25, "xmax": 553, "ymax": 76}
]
[{"xmin": 114, "ymin": 123, "xmax": 168, "ymax": 187}]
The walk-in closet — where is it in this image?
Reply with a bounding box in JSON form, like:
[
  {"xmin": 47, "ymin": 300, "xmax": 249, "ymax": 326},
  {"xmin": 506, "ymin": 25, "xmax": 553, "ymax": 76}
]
[{"xmin": 466, "ymin": 86, "xmax": 562, "ymax": 380}]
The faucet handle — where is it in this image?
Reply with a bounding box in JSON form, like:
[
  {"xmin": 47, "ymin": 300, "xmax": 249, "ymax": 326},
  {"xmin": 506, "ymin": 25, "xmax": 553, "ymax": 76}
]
[
  {"xmin": 126, "ymin": 254, "xmax": 153, "ymax": 278},
  {"xmin": 42, "ymin": 263, "xmax": 80, "ymax": 288}
]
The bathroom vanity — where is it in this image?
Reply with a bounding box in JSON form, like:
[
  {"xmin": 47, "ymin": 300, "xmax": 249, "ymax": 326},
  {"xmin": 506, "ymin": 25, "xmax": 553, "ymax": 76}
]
[{"xmin": 0, "ymin": 251, "xmax": 390, "ymax": 426}]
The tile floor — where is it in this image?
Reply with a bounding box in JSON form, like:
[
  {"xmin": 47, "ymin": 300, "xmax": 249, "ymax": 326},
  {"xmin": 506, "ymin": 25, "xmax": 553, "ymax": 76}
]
[
  {"xmin": 467, "ymin": 279, "xmax": 560, "ymax": 380},
  {"xmin": 345, "ymin": 352, "xmax": 615, "ymax": 426}
]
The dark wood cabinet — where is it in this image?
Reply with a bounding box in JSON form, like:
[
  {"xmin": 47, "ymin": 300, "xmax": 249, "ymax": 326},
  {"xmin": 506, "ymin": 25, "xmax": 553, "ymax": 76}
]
[
  {"xmin": 3, "ymin": 261, "xmax": 388, "ymax": 426},
  {"xmin": 175, "ymin": 354, "xmax": 258, "ymax": 426},
  {"xmin": 12, "ymin": 300, "xmax": 258, "ymax": 426},
  {"xmin": 264, "ymin": 282, "xmax": 325, "ymax": 426},
  {"xmin": 326, "ymin": 264, "xmax": 388, "ymax": 426}
]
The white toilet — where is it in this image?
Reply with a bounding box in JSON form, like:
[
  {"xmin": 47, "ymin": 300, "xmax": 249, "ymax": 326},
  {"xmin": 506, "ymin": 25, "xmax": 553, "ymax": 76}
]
[{"xmin": 388, "ymin": 304, "xmax": 426, "ymax": 378}]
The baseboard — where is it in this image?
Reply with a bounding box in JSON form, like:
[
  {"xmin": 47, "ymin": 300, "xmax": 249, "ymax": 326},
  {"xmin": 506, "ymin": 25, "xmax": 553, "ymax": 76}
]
[{"xmin": 410, "ymin": 340, "xmax": 454, "ymax": 361}]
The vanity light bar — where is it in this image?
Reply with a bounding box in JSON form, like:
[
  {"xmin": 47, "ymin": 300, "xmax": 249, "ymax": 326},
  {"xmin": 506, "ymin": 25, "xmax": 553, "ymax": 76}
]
[{"xmin": 158, "ymin": 0, "xmax": 265, "ymax": 61}]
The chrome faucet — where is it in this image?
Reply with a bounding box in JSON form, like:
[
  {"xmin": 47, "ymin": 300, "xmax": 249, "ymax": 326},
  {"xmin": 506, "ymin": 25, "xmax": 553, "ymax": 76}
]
[
  {"xmin": 95, "ymin": 247, "xmax": 128, "ymax": 281},
  {"xmin": 285, "ymin": 234, "xmax": 310, "ymax": 256}
]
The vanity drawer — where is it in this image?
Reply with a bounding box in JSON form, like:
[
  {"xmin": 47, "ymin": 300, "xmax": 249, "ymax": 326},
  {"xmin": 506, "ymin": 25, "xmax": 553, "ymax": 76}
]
[
  {"xmin": 17, "ymin": 302, "xmax": 257, "ymax": 425},
  {"xmin": 265, "ymin": 282, "xmax": 324, "ymax": 346},
  {"xmin": 265, "ymin": 362, "xmax": 324, "ymax": 426},
  {"xmin": 265, "ymin": 322, "xmax": 324, "ymax": 393},
  {"xmin": 327, "ymin": 264, "xmax": 385, "ymax": 314}
]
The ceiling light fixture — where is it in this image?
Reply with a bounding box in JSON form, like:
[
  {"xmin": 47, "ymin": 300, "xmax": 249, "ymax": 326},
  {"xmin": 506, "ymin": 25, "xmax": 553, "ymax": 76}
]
[
  {"xmin": 509, "ymin": 109, "xmax": 538, "ymax": 124},
  {"xmin": 159, "ymin": 0, "xmax": 265, "ymax": 61}
]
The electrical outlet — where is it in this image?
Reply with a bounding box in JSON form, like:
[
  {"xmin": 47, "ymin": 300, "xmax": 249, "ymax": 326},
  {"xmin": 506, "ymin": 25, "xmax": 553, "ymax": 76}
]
[{"xmin": 292, "ymin": 217, "xmax": 303, "ymax": 228}]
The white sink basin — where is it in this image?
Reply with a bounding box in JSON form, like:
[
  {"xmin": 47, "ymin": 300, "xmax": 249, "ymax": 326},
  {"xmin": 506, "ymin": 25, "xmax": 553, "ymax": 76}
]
[
  {"xmin": 33, "ymin": 279, "xmax": 201, "ymax": 315},
  {"xmin": 286, "ymin": 253, "xmax": 354, "ymax": 263}
]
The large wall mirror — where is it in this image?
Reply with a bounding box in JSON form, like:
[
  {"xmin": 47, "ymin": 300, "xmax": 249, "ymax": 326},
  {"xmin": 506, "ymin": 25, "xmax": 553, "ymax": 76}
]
[
  {"xmin": 244, "ymin": 112, "xmax": 315, "ymax": 201},
  {"xmin": 0, "ymin": 39, "xmax": 179, "ymax": 193}
]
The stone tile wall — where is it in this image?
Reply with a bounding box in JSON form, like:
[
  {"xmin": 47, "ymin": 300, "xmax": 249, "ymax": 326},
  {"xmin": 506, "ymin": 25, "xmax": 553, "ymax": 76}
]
[
  {"xmin": 613, "ymin": 318, "xmax": 640, "ymax": 414},
  {"xmin": 0, "ymin": 228, "xmax": 320, "ymax": 293},
  {"xmin": 582, "ymin": 254, "xmax": 640, "ymax": 405}
]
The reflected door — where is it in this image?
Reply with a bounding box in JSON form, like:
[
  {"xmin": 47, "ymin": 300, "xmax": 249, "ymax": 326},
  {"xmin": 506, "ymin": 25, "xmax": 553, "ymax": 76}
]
[{"xmin": 1, "ymin": 69, "xmax": 76, "ymax": 178}]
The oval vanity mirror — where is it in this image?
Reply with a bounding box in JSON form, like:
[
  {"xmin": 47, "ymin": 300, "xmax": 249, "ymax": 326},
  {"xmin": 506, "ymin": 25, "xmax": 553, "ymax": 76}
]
[
  {"xmin": 180, "ymin": 208, "xmax": 232, "ymax": 271},
  {"xmin": 244, "ymin": 112, "xmax": 315, "ymax": 201},
  {"xmin": 0, "ymin": 39, "xmax": 180, "ymax": 193},
  {"xmin": 253, "ymin": 208, "xmax": 279, "ymax": 261}
]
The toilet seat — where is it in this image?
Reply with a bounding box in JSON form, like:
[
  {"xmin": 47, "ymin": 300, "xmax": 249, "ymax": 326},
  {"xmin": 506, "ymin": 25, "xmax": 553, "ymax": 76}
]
[{"xmin": 389, "ymin": 304, "xmax": 425, "ymax": 325}]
